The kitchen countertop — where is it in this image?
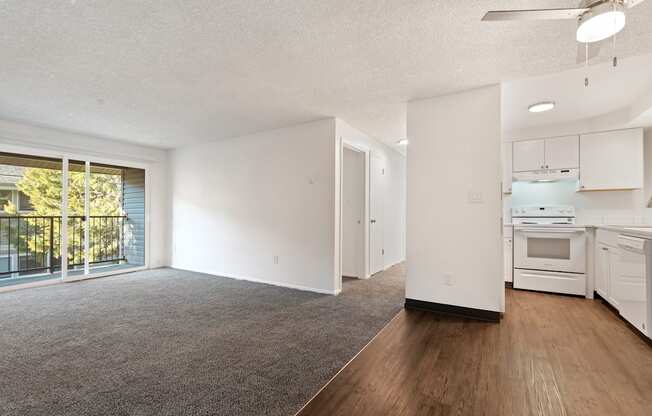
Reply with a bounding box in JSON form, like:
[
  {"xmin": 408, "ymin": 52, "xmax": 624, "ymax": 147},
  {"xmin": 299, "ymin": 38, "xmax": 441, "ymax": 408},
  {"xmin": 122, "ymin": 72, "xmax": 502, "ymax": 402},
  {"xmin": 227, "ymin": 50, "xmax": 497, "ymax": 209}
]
[{"xmin": 595, "ymin": 225, "xmax": 652, "ymax": 239}]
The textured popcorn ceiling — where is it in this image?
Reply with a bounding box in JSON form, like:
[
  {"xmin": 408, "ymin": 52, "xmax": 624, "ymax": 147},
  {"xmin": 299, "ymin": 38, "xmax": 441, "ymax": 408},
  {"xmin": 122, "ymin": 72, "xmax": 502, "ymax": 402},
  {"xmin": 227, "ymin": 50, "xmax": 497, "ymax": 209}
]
[{"xmin": 0, "ymin": 0, "xmax": 651, "ymax": 149}]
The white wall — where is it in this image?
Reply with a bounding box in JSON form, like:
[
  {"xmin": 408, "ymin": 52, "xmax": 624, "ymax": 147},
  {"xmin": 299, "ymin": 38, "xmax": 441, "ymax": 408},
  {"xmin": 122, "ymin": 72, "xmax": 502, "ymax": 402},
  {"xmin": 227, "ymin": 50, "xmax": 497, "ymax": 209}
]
[
  {"xmin": 406, "ymin": 85, "xmax": 503, "ymax": 312},
  {"xmin": 335, "ymin": 119, "xmax": 406, "ymax": 269},
  {"xmin": 169, "ymin": 118, "xmax": 339, "ymax": 294},
  {"xmin": 342, "ymin": 147, "xmax": 364, "ymax": 277},
  {"xmin": 0, "ymin": 118, "xmax": 170, "ymax": 268},
  {"xmin": 504, "ymin": 128, "xmax": 652, "ymax": 225}
]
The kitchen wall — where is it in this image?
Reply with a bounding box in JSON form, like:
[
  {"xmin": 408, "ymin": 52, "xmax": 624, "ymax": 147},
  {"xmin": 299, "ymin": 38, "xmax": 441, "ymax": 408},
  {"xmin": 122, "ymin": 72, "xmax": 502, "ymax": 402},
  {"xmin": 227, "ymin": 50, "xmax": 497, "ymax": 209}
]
[
  {"xmin": 406, "ymin": 85, "xmax": 503, "ymax": 313},
  {"xmin": 0, "ymin": 118, "xmax": 170, "ymax": 268},
  {"xmin": 169, "ymin": 118, "xmax": 339, "ymax": 294},
  {"xmin": 505, "ymin": 128, "xmax": 652, "ymax": 225},
  {"xmin": 336, "ymin": 119, "xmax": 407, "ymax": 269}
]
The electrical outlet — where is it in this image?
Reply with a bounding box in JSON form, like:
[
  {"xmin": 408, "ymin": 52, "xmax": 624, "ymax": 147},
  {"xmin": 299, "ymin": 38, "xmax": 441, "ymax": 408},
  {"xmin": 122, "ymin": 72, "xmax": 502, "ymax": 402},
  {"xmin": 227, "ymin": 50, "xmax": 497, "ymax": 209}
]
[
  {"xmin": 273, "ymin": 255, "xmax": 279, "ymax": 265},
  {"xmin": 468, "ymin": 191, "xmax": 483, "ymax": 204},
  {"xmin": 444, "ymin": 273, "xmax": 454, "ymax": 286}
]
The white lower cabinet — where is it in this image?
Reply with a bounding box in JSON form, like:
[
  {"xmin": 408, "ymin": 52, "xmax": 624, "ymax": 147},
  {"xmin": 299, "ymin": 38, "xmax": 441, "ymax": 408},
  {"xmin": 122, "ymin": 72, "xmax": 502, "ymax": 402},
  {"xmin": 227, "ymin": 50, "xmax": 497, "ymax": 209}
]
[
  {"xmin": 595, "ymin": 239, "xmax": 620, "ymax": 309},
  {"xmin": 504, "ymin": 236, "xmax": 513, "ymax": 283}
]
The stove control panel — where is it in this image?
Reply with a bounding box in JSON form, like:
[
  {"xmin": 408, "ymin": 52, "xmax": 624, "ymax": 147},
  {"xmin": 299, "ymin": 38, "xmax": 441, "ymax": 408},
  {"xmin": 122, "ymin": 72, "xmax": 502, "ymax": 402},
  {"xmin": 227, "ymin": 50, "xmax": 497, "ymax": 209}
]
[{"xmin": 512, "ymin": 206, "xmax": 575, "ymax": 218}]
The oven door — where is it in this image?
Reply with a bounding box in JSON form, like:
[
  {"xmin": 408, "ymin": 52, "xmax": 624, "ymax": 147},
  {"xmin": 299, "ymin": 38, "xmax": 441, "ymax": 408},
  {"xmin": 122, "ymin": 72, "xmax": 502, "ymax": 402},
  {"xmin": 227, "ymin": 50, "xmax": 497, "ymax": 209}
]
[{"xmin": 514, "ymin": 227, "xmax": 586, "ymax": 274}]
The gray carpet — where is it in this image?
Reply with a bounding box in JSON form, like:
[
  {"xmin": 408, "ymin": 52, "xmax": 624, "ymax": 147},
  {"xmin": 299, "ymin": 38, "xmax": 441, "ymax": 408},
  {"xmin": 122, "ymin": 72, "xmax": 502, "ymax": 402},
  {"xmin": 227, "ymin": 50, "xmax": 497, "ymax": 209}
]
[{"xmin": 0, "ymin": 265, "xmax": 405, "ymax": 416}]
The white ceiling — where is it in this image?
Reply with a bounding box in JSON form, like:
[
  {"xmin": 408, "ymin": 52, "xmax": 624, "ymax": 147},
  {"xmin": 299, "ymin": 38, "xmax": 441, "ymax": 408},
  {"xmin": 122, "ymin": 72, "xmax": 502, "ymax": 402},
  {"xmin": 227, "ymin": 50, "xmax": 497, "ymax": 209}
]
[
  {"xmin": 503, "ymin": 53, "xmax": 652, "ymax": 137},
  {"xmin": 0, "ymin": 1, "xmax": 651, "ymax": 149}
]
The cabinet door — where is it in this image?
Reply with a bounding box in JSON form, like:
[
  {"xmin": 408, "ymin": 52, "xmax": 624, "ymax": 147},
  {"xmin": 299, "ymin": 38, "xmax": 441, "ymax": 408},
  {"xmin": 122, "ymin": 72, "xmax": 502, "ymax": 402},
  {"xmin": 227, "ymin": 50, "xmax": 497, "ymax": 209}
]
[
  {"xmin": 607, "ymin": 248, "xmax": 620, "ymax": 309},
  {"xmin": 595, "ymin": 244, "xmax": 610, "ymax": 298},
  {"xmin": 579, "ymin": 129, "xmax": 643, "ymax": 191},
  {"xmin": 545, "ymin": 135, "xmax": 579, "ymax": 169},
  {"xmin": 504, "ymin": 237, "xmax": 513, "ymax": 283},
  {"xmin": 502, "ymin": 143, "xmax": 513, "ymax": 194},
  {"xmin": 512, "ymin": 140, "xmax": 545, "ymax": 172}
]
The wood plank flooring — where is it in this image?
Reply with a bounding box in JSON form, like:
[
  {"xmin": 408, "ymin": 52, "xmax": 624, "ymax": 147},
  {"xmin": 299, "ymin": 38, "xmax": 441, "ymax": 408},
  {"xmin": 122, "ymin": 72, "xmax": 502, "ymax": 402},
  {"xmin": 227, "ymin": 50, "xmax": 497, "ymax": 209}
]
[{"xmin": 297, "ymin": 289, "xmax": 652, "ymax": 416}]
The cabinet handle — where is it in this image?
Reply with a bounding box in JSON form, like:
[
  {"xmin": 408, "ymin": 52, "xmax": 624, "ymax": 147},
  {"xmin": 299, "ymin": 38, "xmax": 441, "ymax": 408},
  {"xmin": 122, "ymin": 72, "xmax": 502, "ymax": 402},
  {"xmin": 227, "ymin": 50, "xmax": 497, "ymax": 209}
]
[
  {"xmin": 602, "ymin": 247, "xmax": 609, "ymax": 251},
  {"xmin": 545, "ymin": 165, "xmax": 549, "ymax": 168}
]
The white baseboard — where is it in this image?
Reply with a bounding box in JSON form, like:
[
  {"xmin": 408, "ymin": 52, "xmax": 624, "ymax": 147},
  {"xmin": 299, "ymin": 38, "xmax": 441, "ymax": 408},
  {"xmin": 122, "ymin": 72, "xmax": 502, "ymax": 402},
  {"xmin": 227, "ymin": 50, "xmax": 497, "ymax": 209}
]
[
  {"xmin": 170, "ymin": 265, "xmax": 339, "ymax": 295},
  {"xmin": 383, "ymin": 259, "xmax": 405, "ymax": 271}
]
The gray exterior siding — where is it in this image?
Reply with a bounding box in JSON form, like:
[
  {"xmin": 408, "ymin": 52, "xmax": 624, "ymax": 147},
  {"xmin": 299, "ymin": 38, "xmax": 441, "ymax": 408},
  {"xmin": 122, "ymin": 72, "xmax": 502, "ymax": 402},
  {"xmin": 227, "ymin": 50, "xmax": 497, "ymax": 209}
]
[{"xmin": 122, "ymin": 168, "xmax": 145, "ymax": 265}]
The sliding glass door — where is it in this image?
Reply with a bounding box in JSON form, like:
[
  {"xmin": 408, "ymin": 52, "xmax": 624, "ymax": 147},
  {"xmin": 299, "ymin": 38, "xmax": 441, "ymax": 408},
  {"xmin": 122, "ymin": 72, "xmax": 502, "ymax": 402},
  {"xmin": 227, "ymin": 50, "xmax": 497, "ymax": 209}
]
[
  {"xmin": 0, "ymin": 151, "xmax": 146, "ymax": 288},
  {"xmin": 0, "ymin": 153, "xmax": 64, "ymax": 286}
]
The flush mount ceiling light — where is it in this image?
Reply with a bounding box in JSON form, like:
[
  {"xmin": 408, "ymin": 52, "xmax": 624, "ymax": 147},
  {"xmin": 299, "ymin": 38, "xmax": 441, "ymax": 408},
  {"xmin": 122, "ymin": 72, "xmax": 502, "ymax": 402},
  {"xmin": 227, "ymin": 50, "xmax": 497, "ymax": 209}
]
[
  {"xmin": 397, "ymin": 138, "xmax": 409, "ymax": 146},
  {"xmin": 576, "ymin": 1, "xmax": 626, "ymax": 43},
  {"xmin": 528, "ymin": 101, "xmax": 556, "ymax": 113}
]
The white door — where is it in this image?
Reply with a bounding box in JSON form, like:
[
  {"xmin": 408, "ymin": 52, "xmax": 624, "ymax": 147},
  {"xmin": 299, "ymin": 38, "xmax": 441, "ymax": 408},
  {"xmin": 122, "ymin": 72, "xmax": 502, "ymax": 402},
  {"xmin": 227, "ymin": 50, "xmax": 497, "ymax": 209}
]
[
  {"xmin": 503, "ymin": 237, "xmax": 513, "ymax": 282},
  {"xmin": 607, "ymin": 248, "xmax": 620, "ymax": 309},
  {"xmin": 545, "ymin": 135, "xmax": 579, "ymax": 169},
  {"xmin": 512, "ymin": 140, "xmax": 545, "ymax": 172},
  {"xmin": 595, "ymin": 244, "xmax": 610, "ymax": 298},
  {"xmin": 579, "ymin": 129, "xmax": 643, "ymax": 191},
  {"xmin": 342, "ymin": 147, "xmax": 364, "ymax": 278},
  {"xmin": 369, "ymin": 155, "xmax": 385, "ymax": 275}
]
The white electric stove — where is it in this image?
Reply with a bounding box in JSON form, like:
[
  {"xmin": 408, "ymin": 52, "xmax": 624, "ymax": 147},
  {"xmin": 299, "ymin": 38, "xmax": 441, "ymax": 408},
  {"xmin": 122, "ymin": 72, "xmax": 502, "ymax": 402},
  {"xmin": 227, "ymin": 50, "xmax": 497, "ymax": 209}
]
[{"xmin": 511, "ymin": 206, "xmax": 587, "ymax": 296}]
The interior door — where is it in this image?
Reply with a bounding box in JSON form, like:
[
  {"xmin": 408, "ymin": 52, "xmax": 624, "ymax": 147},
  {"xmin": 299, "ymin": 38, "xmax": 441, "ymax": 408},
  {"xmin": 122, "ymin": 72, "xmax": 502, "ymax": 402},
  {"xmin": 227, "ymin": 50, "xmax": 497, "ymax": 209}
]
[
  {"xmin": 342, "ymin": 148, "xmax": 364, "ymax": 278},
  {"xmin": 369, "ymin": 155, "xmax": 385, "ymax": 275}
]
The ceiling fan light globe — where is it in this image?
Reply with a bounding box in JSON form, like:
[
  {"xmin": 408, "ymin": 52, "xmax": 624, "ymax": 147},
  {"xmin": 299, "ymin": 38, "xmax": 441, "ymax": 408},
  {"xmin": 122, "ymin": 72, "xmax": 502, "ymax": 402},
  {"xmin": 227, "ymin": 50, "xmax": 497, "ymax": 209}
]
[{"xmin": 576, "ymin": 4, "xmax": 626, "ymax": 43}]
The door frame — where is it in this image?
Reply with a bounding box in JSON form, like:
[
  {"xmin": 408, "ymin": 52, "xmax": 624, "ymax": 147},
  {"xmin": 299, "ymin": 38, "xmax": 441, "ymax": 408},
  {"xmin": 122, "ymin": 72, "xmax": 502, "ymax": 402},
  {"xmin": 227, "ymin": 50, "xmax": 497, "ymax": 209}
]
[
  {"xmin": 0, "ymin": 141, "xmax": 151, "ymax": 292},
  {"xmin": 337, "ymin": 139, "xmax": 371, "ymax": 293}
]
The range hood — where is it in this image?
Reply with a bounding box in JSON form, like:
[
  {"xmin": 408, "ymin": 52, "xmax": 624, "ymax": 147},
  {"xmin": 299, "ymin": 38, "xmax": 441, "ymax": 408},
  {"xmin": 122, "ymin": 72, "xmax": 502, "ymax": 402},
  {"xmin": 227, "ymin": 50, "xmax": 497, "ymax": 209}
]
[{"xmin": 513, "ymin": 168, "xmax": 579, "ymax": 183}]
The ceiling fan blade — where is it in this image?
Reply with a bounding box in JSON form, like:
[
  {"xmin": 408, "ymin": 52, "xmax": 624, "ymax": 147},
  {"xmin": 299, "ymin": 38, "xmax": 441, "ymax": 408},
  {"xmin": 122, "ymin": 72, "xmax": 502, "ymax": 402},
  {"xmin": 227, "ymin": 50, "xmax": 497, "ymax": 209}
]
[
  {"xmin": 576, "ymin": 42, "xmax": 601, "ymax": 64},
  {"xmin": 482, "ymin": 8, "xmax": 588, "ymax": 21},
  {"xmin": 625, "ymin": 0, "xmax": 647, "ymax": 7}
]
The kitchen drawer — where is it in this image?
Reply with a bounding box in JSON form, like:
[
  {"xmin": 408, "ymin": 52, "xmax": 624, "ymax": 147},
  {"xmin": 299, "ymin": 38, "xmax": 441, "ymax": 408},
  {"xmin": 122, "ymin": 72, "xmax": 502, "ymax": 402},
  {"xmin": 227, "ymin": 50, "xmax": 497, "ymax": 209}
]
[
  {"xmin": 596, "ymin": 229, "xmax": 620, "ymax": 247},
  {"xmin": 514, "ymin": 269, "xmax": 586, "ymax": 296}
]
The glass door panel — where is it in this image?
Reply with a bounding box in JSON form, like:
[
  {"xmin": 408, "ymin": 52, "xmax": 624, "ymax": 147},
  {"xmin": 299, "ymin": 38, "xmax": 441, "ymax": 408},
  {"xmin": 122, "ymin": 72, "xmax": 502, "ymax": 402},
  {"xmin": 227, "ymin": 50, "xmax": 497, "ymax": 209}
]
[
  {"xmin": 0, "ymin": 152, "xmax": 63, "ymax": 286},
  {"xmin": 66, "ymin": 160, "xmax": 86, "ymax": 277},
  {"xmin": 89, "ymin": 162, "xmax": 133, "ymax": 272}
]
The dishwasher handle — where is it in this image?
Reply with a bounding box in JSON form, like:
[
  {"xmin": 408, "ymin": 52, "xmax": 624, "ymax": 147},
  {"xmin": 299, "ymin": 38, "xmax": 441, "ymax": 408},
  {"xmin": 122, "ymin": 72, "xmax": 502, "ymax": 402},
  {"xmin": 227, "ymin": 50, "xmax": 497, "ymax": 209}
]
[{"xmin": 617, "ymin": 235, "xmax": 647, "ymax": 252}]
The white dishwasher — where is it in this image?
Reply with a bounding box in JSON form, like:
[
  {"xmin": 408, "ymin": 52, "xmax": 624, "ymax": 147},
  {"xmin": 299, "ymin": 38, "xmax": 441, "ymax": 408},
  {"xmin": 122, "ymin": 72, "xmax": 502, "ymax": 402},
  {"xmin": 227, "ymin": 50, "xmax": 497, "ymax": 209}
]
[{"xmin": 615, "ymin": 235, "xmax": 652, "ymax": 339}]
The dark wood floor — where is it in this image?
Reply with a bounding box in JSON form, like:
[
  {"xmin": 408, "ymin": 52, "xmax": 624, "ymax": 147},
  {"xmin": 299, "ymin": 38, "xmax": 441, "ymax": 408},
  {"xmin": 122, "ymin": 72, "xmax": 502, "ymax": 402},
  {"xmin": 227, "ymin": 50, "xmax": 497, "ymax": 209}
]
[{"xmin": 297, "ymin": 289, "xmax": 652, "ymax": 416}]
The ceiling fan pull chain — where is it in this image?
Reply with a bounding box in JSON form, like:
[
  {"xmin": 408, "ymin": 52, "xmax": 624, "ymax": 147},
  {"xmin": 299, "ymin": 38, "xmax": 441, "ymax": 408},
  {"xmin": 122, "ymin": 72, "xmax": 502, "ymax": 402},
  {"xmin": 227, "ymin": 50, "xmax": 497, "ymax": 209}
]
[
  {"xmin": 584, "ymin": 42, "xmax": 589, "ymax": 87},
  {"xmin": 613, "ymin": 4, "xmax": 619, "ymax": 68}
]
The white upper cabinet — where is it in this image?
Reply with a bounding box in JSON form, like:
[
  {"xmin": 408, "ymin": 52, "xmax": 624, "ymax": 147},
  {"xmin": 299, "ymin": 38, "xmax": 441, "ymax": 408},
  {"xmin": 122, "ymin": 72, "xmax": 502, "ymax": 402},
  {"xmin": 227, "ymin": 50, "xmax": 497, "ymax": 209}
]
[
  {"xmin": 545, "ymin": 135, "xmax": 579, "ymax": 169},
  {"xmin": 512, "ymin": 139, "xmax": 545, "ymax": 172},
  {"xmin": 512, "ymin": 136, "xmax": 578, "ymax": 172},
  {"xmin": 502, "ymin": 142, "xmax": 513, "ymax": 194},
  {"xmin": 579, "ymin": 129, "xmax": 643, "ymax": 191}
]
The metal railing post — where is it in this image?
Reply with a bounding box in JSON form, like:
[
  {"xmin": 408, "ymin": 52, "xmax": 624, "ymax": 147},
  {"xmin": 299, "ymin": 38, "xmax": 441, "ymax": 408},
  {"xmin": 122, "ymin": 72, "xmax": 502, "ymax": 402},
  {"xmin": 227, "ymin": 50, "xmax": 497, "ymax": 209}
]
[{"xmin": 49, "ymin": 216, "xmax": 54, "ymax": 274}]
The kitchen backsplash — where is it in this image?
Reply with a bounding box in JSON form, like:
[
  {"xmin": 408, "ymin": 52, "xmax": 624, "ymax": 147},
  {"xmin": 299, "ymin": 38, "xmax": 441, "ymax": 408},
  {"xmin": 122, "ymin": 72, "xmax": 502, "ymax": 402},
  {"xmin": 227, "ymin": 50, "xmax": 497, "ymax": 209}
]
[{"xmin": 504, "ymin": 180, "xmax": 652, "ymax": 225}]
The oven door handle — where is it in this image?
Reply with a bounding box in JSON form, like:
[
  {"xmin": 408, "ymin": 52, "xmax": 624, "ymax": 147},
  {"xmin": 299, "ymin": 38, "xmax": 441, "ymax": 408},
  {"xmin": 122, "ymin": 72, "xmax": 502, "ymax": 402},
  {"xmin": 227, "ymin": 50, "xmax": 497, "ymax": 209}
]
[{"xmin": 517, "ymin": 228, "xmax": 585, "ymax": 234}]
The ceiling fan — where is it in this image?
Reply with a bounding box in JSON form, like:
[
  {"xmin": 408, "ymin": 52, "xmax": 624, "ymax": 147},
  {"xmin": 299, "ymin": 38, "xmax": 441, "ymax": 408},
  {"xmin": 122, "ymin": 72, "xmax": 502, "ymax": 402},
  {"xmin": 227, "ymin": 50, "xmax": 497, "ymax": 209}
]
[{"xmin": 482, "ymin": 0, "xmax": 647, "ymax": 84}]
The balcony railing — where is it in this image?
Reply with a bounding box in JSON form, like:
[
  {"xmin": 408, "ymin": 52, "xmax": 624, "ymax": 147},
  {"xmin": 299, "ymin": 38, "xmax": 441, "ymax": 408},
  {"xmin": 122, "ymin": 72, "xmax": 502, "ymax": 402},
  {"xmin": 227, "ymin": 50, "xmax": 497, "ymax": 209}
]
[{"xmin": 0, "ymin": 215, "xmax": 127, "ymax": 278}]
